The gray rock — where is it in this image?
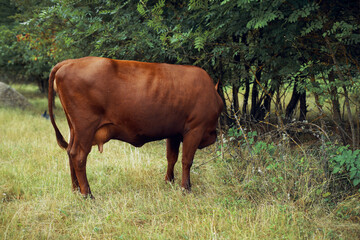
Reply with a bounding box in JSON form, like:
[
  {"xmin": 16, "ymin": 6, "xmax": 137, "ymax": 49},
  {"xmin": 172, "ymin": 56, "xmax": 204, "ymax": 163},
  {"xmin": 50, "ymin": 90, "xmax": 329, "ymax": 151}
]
[{"xmin": 0, "ymin": 82, "xmax": 31, "ymax": 109}]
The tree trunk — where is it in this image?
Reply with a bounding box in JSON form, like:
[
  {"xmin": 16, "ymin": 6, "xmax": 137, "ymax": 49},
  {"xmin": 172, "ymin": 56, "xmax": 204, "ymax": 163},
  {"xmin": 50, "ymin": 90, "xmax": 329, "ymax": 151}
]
[
  {"xmin": 218, "ymin": 84, "xmax": 230, "ymax": 126},
  {"xmin": 274, "ymin": 85, "xmax": 283, "ymax": 126},
  {"xmin": 36, "ymin": 75, "xmax": 48, "ymax": 94},
  {"xmin": 232, "ymin": 35, "xmax": 241, "ymax": 119},
  {"xmin": 328, "ymin": 70, "xmax": 346, "ymax": 144},
  {"xmin": 213, "ymin": 60, "xmax": 232, "ymax": 127},
  {"xmin": 250, "ymin": 68, "xmax": 261, "ymax": 120},
  {"xmin": 325, "ymin": 38, "xmax": 351, "ymax": 145},
  {"xmin": 311, "ymin": 74, "xmax": 323, "ymax": 113},
  {"xmin": 357, "ymin": 106, "xmax": 360, "ymax": 148},
  {"xmin": 264, "ymin": 88, "xmax": 274, "ymax": 115},
  {"xmin": 299, "ymin": 90, "xmax": 307, "ymax": 121},
  {"xmin": 285, "ymin": 81, "xmax": 300, "ymax": 122},
  {"xmin": 232, "ymin": 83, "xmax": 240, "ymax": 114},
  {"xmin": 242, "ymin": 65, "xmax": 250, "ymax": 118},
  {"xmin": 256, "ymin": 87, "xmax": 274, "ymax": 124},
  {"xmin": 250, "ymin": 80, "xmax": 258, "ymax": 119},
  {"xmin": 343, "ymin": 85, "xmax": 356, "ymax": 148}
]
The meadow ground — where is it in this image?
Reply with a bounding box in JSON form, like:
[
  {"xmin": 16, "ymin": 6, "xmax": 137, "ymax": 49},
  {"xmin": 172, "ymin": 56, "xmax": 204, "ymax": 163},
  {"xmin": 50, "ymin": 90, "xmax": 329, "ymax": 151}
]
[{"xmin": 1, "ymin": 84, "xmax": 360, "ymax": 239}]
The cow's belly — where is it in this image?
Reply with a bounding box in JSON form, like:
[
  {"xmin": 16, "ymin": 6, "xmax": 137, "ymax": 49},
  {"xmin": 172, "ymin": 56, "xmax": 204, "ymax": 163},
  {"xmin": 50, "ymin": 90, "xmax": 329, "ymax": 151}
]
[{"xmin": 92, "ymin": 120, "xmax": 182, "ymax": 150}]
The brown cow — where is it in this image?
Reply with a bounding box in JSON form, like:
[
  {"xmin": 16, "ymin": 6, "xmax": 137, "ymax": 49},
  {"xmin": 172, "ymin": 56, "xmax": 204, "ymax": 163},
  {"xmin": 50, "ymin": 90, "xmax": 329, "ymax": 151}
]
[{"xmin": 48, "ymin": 56, "xmax": 223, "ymax": 197}]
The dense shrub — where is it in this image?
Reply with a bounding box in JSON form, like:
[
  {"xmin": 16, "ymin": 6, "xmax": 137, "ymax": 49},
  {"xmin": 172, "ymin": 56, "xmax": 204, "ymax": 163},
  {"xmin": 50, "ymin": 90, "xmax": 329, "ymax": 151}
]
[{"xmin": 216, "ymin": 123, "xmax": 359, "ymax": 206}]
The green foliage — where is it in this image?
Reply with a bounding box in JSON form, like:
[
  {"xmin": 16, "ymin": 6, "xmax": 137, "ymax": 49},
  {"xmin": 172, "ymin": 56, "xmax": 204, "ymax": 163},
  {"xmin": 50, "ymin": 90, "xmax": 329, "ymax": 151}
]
[
  {"xmin": 334, "ymin": 195, "xmax": 360, "ymax": 221},
  {"xmin": 0, "ymin": 0, "xmax": 175, "ymax": 90},
  {"xmin": 0, "ymin": 0, "xmax": 18, "ymax": 25},
  {"xmin": 228, "ymin": 127, "xmax": 257, "ymax": 145},
  {"xmin": 0, "ymin": 0, "xmax": 359, "ymax": 129},
  {"xmin": 246, "ymin": 9, "xmax": 283, "ymax": 30},
  {"xmin": 188, "ymin": 0, "xmax": 208, "ymax": 10},
  {"xmin": 194, "ymin": 34, "xmax": 206, "ymax": 51},
  {"xmin": 0, "ymin": 25, "xmax": 16, "ymax": 66},
  {"xmin": 220, "ymin": 124, "xmax": 360, "ymax": 205},
  {"xmin": 325, "ymin": 21, "xmax": 360, "ymax": 45},
  {"xmin": 330, "ymin": 145, "xmax": 360, "ymax": 187},
  {"xmin": 287, "ymin": 2, "xmax": 319, "ymax": 23},
  {"xmin": 137, "ymin": 0, "xmax": 360, "ymax": 127}
]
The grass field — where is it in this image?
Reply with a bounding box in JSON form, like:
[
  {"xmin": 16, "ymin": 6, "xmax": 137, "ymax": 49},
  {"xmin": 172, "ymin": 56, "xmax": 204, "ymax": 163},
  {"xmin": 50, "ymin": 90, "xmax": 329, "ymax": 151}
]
[{"xmin": 1, "ymin": 84, "xmax": 360, "ymax": 239}]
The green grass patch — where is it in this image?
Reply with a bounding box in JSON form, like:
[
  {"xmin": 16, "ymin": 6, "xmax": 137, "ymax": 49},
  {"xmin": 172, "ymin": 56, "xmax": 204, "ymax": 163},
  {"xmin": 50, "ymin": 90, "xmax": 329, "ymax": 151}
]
[{"xmin": 1, "ymin": 84, "xmax": 360, "ymax": 239}]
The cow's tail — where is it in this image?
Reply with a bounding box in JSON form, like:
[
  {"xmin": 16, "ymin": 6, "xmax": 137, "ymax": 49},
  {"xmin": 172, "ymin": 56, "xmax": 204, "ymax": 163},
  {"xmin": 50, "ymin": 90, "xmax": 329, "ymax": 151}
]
[{"xmin": 48, "ymin": 63, "xmax": 68, "ymax": 150}]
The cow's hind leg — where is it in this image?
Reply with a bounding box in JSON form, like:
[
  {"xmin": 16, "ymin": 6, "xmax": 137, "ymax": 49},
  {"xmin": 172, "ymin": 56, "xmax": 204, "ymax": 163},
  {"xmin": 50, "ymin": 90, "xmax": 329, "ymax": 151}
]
[
  {"xmin": 165, "ymin": 137, "xmax": 181, "ymax": 182},
  {"xmin": 181, "ymin": 129, "xmax": 204, "ymax": 191},
  {"xmin": 69, "ymin": 157, "xmax": 80, "ymax": 191},
  {"xmin": 66, "ymin": 127, "xmax": 80, "ymax": 192},
  {"xmin": 64, "ymin": 113, "xmax": 81, "ymax": 192},
  {"xmin": 68, "ymin": 134, "xmax": 93, "ymax": 198}
]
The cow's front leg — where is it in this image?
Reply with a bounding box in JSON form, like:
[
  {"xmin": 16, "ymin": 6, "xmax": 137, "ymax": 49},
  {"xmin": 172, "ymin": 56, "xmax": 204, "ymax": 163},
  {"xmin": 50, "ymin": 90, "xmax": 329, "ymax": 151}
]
[
  {"xmin": 68, "ymin": 140, "xmax": 93, "ymax": 198},
  {"xmin": 165, "ymin": 137, "xmax": 181, "ymax": 182},
  {"xmin": 181, "ymin": 129, "xmax": 203, "ymax": 191}
]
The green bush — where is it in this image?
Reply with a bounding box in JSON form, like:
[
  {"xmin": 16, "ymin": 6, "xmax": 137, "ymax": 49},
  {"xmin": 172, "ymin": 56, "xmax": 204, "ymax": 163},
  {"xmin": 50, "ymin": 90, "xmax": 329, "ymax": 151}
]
[
  {"xmin": 218, "ymin": 126, "xmax": 360, "ymax": 206},
  {"xmin": 330, "ymin": 145, "xmax": 360, "ymax": 188}
]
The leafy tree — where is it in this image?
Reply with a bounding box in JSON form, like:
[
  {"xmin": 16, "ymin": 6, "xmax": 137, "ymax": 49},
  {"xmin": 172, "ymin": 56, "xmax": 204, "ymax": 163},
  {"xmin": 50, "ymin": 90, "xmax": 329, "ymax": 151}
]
[
  {"xmin": 0, "ymin": 0, "xmax": 17, "ymax": 25},
  {"xmin": 0, "ymin": 0, "xmax": 359, "ymax": 145},
  {"xmin": 139, "ymin": 0, "xmax": 359, "ymax": 138}
]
